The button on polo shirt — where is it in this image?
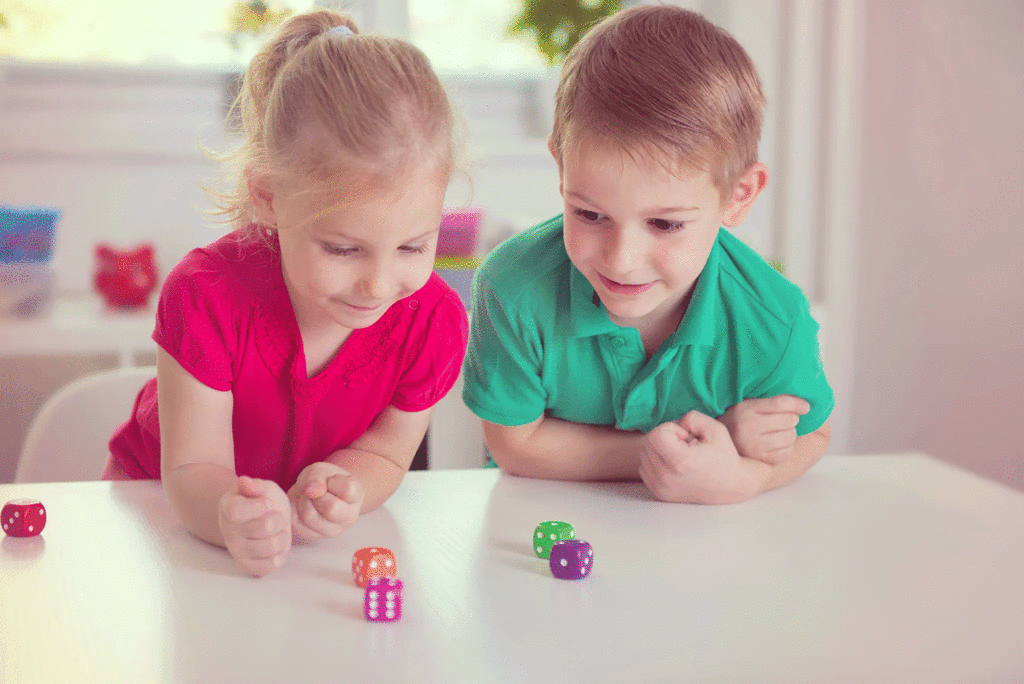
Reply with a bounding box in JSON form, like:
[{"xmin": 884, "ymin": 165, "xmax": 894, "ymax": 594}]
[{"xmin": 463, "ymin": 215, "xmax": 833, "ymax": 436}]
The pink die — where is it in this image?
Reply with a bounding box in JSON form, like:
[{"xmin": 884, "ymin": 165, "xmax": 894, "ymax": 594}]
[
  {"xmin": 2, "ymin": 498, "xmax": 46, "ymax": 537},
  {"xmin": 365, "ymin": 577, "xmax": 403, "ymax": 622},
  {"xmin": 351, "ymin": 547, "xmax": 397, "ymax": 588},
  {"xmin": 549, "ymin": 540, "xmax": 593, "ymax": 580}
]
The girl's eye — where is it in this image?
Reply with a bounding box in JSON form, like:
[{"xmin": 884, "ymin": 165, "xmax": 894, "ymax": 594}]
[
  {"xmin": 573, "ymin": 208, "xmax": 605, "ymax": 223},
  {"xmin": 399, "ymin": 243, "xmax": 431, "ymax": 255},
  {"xmin": 649, "ymin": 218, "xmax": 686, "ymax": 233},
  {"xmin": 322, "ymin": 243, "xmax": 357, "ymax": 256}
]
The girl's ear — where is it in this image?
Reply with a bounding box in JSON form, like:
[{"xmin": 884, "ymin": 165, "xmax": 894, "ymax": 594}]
[
  {"xmin": 722, "ymin": 163, "xmax": 769, "ymax": 228},
  {"xmin": 246, "ymin": 170, "xmax": 278, "ymax": 229}
]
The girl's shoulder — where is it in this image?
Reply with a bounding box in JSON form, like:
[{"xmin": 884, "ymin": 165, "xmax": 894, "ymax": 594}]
[{"xmin": 167, "ymin": 229, "xmax": 279, "ymax": 298}]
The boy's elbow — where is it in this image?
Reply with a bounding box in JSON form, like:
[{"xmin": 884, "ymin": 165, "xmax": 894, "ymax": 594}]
[{"xmin": 481, "ymin": 418, "xmax": 543, "ymax": 477}]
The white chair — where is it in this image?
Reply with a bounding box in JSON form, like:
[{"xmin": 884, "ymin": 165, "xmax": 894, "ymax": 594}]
[{"xmin": 15, "ymin": 366, "xmax": 156, "ymax": 483}]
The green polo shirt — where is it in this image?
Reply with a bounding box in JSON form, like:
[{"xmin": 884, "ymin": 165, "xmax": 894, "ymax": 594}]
[{"xmin": 463, "ymin": 215, "xmax": 833, "ymax": 435}]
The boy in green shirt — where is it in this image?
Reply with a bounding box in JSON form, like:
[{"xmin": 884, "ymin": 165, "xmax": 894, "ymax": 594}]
[{"xmin": 463, "ymin": 5, "xmax": 833, "ymax": 504}]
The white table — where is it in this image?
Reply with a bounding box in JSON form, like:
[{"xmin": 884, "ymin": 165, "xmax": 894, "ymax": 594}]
[{"xmin": 2, "ymin": 454, "xmax": 1023, "ymax": 684}]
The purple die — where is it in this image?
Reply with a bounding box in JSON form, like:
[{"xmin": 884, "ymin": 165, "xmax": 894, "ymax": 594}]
[
  {"xmin": 365, "ymin": 577, "xmax": 403, "ymax": 622},
  {"xmin": 549, "ymin": 540, "xmax": 593, "ymax": 580}
]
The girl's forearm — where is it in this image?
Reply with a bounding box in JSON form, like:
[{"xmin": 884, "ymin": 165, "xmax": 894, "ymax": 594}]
[
  {"xmin": 162, "ymin": 462, "xmax": 238, "ymax": 548},
  {"xmin": 325, "ymin": 448, "xmax": 408, "ymax": 512}
]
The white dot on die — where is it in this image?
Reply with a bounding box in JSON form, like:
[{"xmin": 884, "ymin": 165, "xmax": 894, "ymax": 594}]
[
  {"xmin": 385, "ymin": 559, "xmax": 393, "ymax": 567},
  {"xmin": 580, "ymin": 567, "xmax": 586, "ymax": 575},
  {"xmin": 370, "ymin": 560, "xmax": 378, "ymax": 569},
  {"xmin": 14, "ymin": 512, "xmax": 19, "ymax": 518},
  {"xmin": 536, "ymin": 531, "xmax": 543, "ymax": 538},
  {"xmin": 386, "ymin": 591, "xmax": 394, "ymax": 600},
  {"xmin": 368, "ymin": 590, "xmax": 378, "ymax": 599},
  {"xmin": 549, "ymin": 533, "xmax": 556, "ymax": 540},
  {"xmin": 369, "ymin": 609, "xmax": 378, "ymax": 618},
  {"xmin": 386, "ymin": 609, "xmax": 395, "ymax": 619},
  {"xmin": 560, "ymin": 558, "xmax": 568, "ymax": 567},
  {"xmin": 584, "ymin": 557, "xmax": 590, "ymax": 565},
  {"xmin": 27, "ymin": 526, "xmax": 33, "ymax": 532}
]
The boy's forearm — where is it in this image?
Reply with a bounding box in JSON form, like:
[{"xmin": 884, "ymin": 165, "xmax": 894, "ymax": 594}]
[
  {"xmin": 752, "ymin": 422, "xmax": 831, "ymax": 495},
  {"xmin": 488, "ymin": 416, "xmax": 644, "ymax": 481},
  {"xmin": 325, "ymin": 448, "xmax": 408, "ymax": 512},
  {"xmin": 162, "ymin": 462, "xmax": 238, "ymax": 548}
]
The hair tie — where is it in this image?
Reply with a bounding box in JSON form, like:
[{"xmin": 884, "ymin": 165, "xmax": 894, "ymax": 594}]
[{"xmin": 328, "ymin": 25, "xmax": 355, "ymax": 37}]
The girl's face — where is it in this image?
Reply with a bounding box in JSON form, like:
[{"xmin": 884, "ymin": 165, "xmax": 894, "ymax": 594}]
[{"xmin": 259, "ymin": 163, "xmax": 447, "ymax": 335}]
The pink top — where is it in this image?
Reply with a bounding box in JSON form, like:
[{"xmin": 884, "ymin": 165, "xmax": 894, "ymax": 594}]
[{"xmin": 109, "ymin": 229, "xmax": 469, "ymax": 490}]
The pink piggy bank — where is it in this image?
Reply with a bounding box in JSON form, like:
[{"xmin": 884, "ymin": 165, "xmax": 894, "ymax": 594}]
[{"xmin": 93, "ymin": 243, "xmax": 158, "ymax": 309}]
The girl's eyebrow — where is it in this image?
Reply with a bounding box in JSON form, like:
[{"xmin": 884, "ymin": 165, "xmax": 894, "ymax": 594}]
[{"xmin": 317, "ymin": 227, "xmax": 439, "ymax": 244}]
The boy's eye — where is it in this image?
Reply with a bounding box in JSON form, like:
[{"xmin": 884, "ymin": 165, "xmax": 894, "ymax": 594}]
[
  {"xmin": 574, "ymin": 208, "xmax": 605, "ymax": 223},
  {"xmin": 649, "ymin": 218, "xmax": 687, "ymax": 233}
]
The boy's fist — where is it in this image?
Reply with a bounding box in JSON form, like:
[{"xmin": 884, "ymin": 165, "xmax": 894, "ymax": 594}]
[
  {"xmin": 640, "ymin": 411, "xmax": 767, "ymax": 505},
  {"xmin": 718, "ymin": 395, "xmax": 810, "ymax": 465},
  {"xmin": 218, "ymin": 476, "xmax": 293, "ymax": 577},
  {"xmin": 289, "ymin": 462, "xmax": 365, "ymax": 542}
]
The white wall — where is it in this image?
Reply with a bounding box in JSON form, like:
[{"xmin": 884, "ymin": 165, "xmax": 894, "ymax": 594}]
[{"xmin": 851, "ymin": 0, "xmax": 1024, "ymax": 489}]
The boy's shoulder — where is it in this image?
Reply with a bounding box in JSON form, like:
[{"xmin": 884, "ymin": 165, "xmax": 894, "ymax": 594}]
[
  {"xmin": 714, "ymin": 228, "xmax": 812, "ymax": 324},
  {"xmin": 476, "ymin": 215, "xmax": 570, "ymax": 303}
]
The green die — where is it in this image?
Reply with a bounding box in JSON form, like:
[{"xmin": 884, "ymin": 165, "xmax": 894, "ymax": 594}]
[{"xmin": 533, "ymin": 521, "xmax": 575, "ymax": 558}]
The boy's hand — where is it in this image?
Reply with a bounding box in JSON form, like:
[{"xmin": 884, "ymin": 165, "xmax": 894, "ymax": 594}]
[
  {"xmin": 718, "ymin": 395, "xmax": 810, "ymax": 465},
  {"xmin": 218, "ymin": 476, "xmax": 293, "ymax": 577},
  {"xmin": 639, "ymin": 411, "xmax": 768, "ymax": 505},
  {"xmin": 288, "ymin": 462, "xmax": 365, "ymax": 542}
]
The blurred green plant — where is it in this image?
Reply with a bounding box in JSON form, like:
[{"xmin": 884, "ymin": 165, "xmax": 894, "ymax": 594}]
[
  {"xmin": 228, "ymin": 0, "xmax": 291, "ymax": 51},
  {"xmin": 508, "ymin": 0, "xmax": 621, "ymax": 66}
]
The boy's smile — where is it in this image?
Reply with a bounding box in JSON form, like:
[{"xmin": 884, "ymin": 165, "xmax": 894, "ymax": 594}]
[{"xmin": 556, "ymin": 138, "xmax": 767, "ymax": 350}]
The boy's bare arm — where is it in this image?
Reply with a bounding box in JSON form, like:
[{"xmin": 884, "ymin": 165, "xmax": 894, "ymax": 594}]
[
  {"xmin": 482, "ymin": 416, "xmax": 644, "ymax": 481},
  {"xmin": 751, "ymin": 419, "xmax": 831, "ymax": 495}
]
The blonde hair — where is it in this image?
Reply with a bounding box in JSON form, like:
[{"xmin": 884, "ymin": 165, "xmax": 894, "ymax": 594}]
[
  {"xmin": 208, "ymin": 10, "xmax": 455, "ymax": 231},
  {"xmin": 549, "ymin": 5, "xmax": 765, "ymax": 199}
]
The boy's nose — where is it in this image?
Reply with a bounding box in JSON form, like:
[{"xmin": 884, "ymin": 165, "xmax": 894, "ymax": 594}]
[{"xmin": 603, "ymin": 228, "xmax": 644, "ymax": 275}]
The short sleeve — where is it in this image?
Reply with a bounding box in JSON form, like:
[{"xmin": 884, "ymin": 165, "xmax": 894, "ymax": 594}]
[
  {"xmin": 461, "ymin": 269, "xmax": 547, "ymax": 426},
  {"xmin": 750, "ymin": 308, "xmax": 834, "ymax": 435},
  {"xmin": 152, "ymin": 252, "xmax": 238, "ymax": 392},
  {"xmin": 390, "ymin": 289, "xmax": 469, "ymax": 412}
]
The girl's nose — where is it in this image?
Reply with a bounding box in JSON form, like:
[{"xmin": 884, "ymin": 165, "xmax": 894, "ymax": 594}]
[{"xmin": 358, "ymin": 258, "xmax": 394, "ymax": 300}]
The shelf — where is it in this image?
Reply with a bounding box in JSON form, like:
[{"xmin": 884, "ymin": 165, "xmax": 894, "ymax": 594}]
[{"xmin": 0, "ymin": 293, "xmax": 156, "ymax": 366}]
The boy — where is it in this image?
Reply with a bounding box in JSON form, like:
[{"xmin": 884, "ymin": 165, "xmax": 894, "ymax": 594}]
[{"xmin": 463, "ymin": 5, "xmax": 833, "ymax": 504}]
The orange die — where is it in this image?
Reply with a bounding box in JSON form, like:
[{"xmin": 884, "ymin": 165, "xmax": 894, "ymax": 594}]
[{"xmin": 352, "ymin": 547, "xmax": 397, "ymax": 587}]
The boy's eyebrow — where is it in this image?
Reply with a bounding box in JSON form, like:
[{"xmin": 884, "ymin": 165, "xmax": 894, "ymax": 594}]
[{"xmin": 566, "ymin": 190, "xmax": 700, "ymax": 214}]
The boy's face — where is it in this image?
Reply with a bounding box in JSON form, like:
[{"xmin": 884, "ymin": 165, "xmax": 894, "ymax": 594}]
[{"xmin": 557, "ymin": 139, "xmax": 764, "ymax": 337}]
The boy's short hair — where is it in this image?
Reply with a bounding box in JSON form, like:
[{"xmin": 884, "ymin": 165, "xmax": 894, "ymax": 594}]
[{"xmin": 549, "ymin": 5, "xmax": 765, "ymax": 198}]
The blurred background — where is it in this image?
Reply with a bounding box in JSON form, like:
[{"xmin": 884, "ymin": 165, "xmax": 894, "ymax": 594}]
[{"xmin": 0, "ymin": 0, "xmax": 1021, "ymax": 489}]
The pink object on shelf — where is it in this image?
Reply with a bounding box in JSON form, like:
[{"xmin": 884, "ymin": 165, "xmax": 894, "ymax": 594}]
[{"xmin": 437, "ymin": 208, "xmax": 483, "ymax": 257}]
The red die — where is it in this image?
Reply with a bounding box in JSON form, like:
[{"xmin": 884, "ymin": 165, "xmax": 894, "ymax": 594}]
[
  {"xmin": 351, "ymin": 547, "xmax": 397, "ymax": 588},
  {"xmin": 2, "ymin": 498, "xmax": 46, "ymax": 537}
]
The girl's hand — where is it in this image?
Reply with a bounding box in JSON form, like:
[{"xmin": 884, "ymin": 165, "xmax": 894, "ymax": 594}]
[
  {"xmin": 288, "ymin": 462, "xmax": 365, "ymax": 542},
  {"xmin": 639, "ymin": 411, "xmax": 768, "ymax": 505},
  {"xmin": 718, "ymin": 395, "xmax": 810, "ymax": 466},
  {"xmin": 218, "ymin": 476, "xmax": 293, "ymax": 577}
]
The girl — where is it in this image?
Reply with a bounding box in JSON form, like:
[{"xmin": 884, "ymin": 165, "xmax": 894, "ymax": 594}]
[{"xmin": 107, "ymin": 10, "xmax": 468, "ymax": 577}]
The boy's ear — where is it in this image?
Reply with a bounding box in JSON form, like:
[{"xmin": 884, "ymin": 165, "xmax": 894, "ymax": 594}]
[
  {"xmin": 246, "ymin": 170, "xmax": 278, "ymax": 228},
  {"xmin": 722, "ymin": 163, "xmax": 769, "ymax": 227}
]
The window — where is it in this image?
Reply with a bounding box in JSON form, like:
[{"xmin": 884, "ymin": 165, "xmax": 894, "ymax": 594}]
[
  {"xmin": 409, "ymin": 0, "xmax": 549, "ymax": 75},
  {"xmin": 0, "ymin": 0, "xmax": 316, "ymax": 66}
]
